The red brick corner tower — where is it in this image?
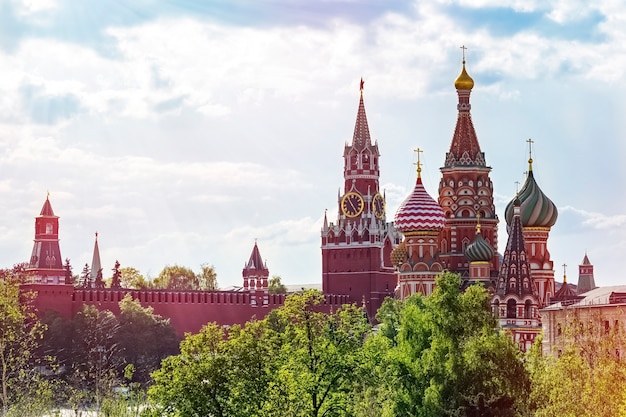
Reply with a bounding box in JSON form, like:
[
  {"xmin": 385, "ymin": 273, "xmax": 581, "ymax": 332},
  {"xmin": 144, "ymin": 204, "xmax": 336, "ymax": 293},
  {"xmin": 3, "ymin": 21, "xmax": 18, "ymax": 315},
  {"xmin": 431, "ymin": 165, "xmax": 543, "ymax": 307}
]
[
  {"xmin": 322, "ymin": 79, "xmax": 402, "ymax": 319},
  {"xmin": 438, "ymin": 56, "xmax": 499, "ymax": 279},
  {"xmin": 26, "ymin": 194, "xmax": 67, "ymax": 284},
  {"xmin": 243, "ymin": 241, "xmax": 269, "ymax": 307}
]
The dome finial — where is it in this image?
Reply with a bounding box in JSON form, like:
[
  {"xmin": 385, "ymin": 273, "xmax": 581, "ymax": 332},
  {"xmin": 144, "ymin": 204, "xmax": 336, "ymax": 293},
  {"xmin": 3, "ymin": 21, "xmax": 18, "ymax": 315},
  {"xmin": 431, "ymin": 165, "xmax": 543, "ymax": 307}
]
[
  {"xmin": 360, "ymin": 77, "xmax": 364, "ymax": 97},
  {"xmin": 414, "ymin": 147, "xmax": 423, "ymax": 179},
  {"xmin": 454, "ymin": 45, "xmax": 474, "ymax": 90},
  {"xmin": 476, "ymin": 212, "xmax": 481, "ymax": 234},
  {"xmin": 562, "ymin": 263, "xmax": 567, "ymax": 284},
  {"xmin": 526, "ymin": 138, "xmax": 534, "ymax": 172}
]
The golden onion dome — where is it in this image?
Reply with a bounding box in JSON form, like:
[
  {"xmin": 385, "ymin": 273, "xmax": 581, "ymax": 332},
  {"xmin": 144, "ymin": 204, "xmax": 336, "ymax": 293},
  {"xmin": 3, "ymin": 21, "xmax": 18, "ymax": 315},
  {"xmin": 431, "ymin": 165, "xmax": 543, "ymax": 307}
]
[
  {"xmin": 390, "ymin": 241, "xmax": 408, "ymax": 267},
  {"xmin": 454, "ymin": 61, "xmax": 474, "ymax": 90}
]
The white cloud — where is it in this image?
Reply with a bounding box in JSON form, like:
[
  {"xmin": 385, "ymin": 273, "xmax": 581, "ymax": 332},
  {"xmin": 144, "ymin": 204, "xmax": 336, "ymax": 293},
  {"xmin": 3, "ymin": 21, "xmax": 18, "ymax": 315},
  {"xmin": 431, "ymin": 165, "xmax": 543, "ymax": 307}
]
[
  {"xmin": 12, "ymin": 0, "xmax": 58, "ymax": 16},
  {"xmin": 561, "ymin": 205, "xmax": 626, "ymax": 230},
  {"xmin": 1, "ymin": 1, "xmax": 626, "ymax": 287}
]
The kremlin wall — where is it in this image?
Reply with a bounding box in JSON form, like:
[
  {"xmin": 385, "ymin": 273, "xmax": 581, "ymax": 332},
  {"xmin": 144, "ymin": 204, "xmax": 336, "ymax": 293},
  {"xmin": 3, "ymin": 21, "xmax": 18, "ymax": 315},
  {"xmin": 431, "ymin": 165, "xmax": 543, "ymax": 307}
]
[{"xmin": 19, "ymin": 58, "xmax": 614, "ymax": 351}]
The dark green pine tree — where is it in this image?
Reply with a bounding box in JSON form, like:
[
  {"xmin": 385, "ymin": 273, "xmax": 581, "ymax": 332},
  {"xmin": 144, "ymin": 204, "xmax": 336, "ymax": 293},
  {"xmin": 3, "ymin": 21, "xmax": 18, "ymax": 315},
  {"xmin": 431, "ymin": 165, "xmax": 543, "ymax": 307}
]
[
  {"xmin": 64, "ymin": 258, "xmax": 73, "ymax": 285},
  {"xmin": 80, "ymin": 263, "xmax": 91, "ymax": 288},
  {"xmin": 94, "ymin": 268, "xmax": 105, "ymax": 289},
  {"xmin": 111, "ymin": 260, "xmax": 122, "ymax": 289}
]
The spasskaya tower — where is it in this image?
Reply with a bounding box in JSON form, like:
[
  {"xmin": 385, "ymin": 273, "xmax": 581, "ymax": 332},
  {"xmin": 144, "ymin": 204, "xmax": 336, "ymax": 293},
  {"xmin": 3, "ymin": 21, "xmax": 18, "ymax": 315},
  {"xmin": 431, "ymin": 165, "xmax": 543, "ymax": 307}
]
[{"xmin": 321, "ymin": 79, "xmax": 401, "ymax": 319}]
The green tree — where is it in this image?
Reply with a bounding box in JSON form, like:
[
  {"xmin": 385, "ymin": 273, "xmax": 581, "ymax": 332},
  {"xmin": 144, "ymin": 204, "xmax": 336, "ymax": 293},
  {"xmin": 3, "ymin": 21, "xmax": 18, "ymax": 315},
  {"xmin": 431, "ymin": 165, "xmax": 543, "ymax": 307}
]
[
  {"xmin": 148, "ymin": 290, "xmax": 372, "ymax": 417},
  {"xmin": 119, "ymin": 267, "xmax": 151, "ymax": 289},
  {"xmin": 379, "ymin": 272, "xmax": 529, "ymax": 417},
  {"xmin": 149, "ymin": 323, "xmax": 233, "ymax": 417},
  {"xmin": 153, "ymin": 265, "xmax": 198, "ymax": 290},
  {"xmin": 268, "ymin": 275, "xmax": 287, "ymax": 294},
  {"xmin": 529, "ymin": 312, "xmax": 626, "ymax": 417},
  {"xmin": 197, "ymin": 263, "xmax": 219, "ymax": 290},
  {"xmin": 0, "ymin": 279, "xmax": 49, "ymax": 415},
  {"xmin": 110, "ymin": 260, "xmax": 122, "ymax": 289},
  {"xmin": 71, "ymin": 305, "xmax": 121, "ymax": 409},
  {"xmin": 94, "ymin": 268, "xmax": 104, "ymax": 289},
  {"xmin": 264, "ymin": 290, "xmax": 371, "ymax": 416},
  {"xmin": 79, "ymin": 263, "xmax": 90, "ymax": 288},
  {"xmin": 116, "ymin": 295, "xmax": 179, "ymax": 384},
  {"xmin": 63, "ymin": 258, "xmax": 73, "ymax": 285}
]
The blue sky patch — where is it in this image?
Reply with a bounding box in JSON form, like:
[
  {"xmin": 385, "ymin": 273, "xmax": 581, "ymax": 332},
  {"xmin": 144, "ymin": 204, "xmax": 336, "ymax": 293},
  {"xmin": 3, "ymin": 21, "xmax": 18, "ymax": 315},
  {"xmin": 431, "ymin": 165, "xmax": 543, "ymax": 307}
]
[
  {"xmin": 446, "ymin": 5, "xmax": 605, "ymax": 43},
  {"xmin": 21, "ymin": 84, "xmax": 82, "ymax": 125}
]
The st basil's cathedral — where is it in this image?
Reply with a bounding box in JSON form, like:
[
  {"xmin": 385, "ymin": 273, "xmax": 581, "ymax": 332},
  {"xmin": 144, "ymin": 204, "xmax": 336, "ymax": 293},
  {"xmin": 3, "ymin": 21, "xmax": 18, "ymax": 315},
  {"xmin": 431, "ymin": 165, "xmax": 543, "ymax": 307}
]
[{"xmin": 321, "ymin": 56, "xmax": 559, "ymax": 351}]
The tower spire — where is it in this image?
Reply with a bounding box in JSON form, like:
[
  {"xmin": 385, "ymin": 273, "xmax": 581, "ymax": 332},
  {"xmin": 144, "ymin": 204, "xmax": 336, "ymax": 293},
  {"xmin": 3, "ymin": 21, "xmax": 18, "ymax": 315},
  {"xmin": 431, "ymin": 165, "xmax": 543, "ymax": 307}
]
[
  {"xmin": 90, "ymin": 231, "xmax": 103, "ymax": 288},
  {"xmin": 352, "ymin": 78, "xmax": 372, "ymax": 150},
  {"xmin": 446, "ymin": 48, "xmax": 485, "ymax": 168}
]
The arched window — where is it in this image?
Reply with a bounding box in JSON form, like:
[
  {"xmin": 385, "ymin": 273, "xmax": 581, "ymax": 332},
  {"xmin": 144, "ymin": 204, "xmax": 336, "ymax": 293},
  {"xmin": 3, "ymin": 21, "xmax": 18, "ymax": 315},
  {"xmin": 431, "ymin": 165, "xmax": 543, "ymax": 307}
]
[
  {"xmin": 507, "ymin": 299, "xmax": 517, "ymax": 319},
  {"xmin": 493, "ymin": 300, "xmax": 500, "ymax": 317},
  {"xmin": 524, "ymin": 300, "xmax": 532, "ymax": 319}
]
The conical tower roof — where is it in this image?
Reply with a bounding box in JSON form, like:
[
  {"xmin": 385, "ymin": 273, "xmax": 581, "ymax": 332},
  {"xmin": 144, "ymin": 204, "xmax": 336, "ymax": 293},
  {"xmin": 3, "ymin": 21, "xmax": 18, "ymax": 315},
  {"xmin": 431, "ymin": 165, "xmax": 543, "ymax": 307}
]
[
  {"xmin": 351, "ymin": 78, "xmax": 372, "ymax": 150},
  {"xmin": 243, "ymin": 241, "xmax": 268, "ymax": 275},
  {"xmin": 444, "ymin": 56, "xmax": 486, "ymax": 168},
  {"xmin": 497, "ymin": 197, "xmax": 536, "ymax": 297},
  {"xmin": 90, "ymin": 232, "xmax": 102, "ymax": 282},
  {"xmin": 39, "ymin": 194, "xmax": 58, "ymax": 217}
]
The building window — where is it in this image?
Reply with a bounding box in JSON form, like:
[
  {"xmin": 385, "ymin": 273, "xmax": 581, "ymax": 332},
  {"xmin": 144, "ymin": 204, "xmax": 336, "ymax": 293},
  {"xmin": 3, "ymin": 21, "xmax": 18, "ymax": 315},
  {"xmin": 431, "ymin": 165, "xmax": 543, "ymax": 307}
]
[
  {"xmin": 46, "ymin": 223, "xmax": 53, "ymax": 234},
  {"xmin": 524, "ymin": 300, "xmax": 532, "ymax": 319},
  {"xmin": 506, "ymin": 299, "xmax": 517, "ymax": 319}
]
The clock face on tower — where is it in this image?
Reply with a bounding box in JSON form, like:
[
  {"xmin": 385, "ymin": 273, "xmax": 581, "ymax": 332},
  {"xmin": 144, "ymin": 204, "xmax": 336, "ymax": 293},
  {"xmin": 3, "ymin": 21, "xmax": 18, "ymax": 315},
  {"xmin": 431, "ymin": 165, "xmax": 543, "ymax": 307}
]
[
  {"xmin": 341, "ymin": 192, "xmax": 364, "ymax": 218},
  {"xmin": 372, "ymin": 193, "xmax": 385, "ymax": 218}
]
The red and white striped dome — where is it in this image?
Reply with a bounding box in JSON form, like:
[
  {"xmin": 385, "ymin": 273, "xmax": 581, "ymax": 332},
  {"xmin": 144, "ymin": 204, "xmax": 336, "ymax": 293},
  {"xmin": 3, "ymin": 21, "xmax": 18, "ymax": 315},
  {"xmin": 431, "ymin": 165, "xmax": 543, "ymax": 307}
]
[{"xmin": 394, "ymin": 177, "xmax": 446, "ymax": 234}]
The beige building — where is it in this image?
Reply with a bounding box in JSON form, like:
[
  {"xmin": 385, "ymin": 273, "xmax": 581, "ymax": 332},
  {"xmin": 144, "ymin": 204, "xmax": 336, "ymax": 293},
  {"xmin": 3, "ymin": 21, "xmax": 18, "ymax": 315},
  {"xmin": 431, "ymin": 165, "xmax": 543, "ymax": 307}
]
[{"xmin": 540, "ymin": 285, "xmax": 626, "ymax": 356}]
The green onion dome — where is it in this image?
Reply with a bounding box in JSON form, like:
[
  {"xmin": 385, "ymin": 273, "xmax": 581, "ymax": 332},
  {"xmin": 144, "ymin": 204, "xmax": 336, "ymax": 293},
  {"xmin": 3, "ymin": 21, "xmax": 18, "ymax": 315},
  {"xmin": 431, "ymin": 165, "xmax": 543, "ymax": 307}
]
[
  {"xmin": 505, "ymin": 167, "xmax": 558, "ymax": 228},
  {"xmin": 465, "ymin": 227, "xmax": 495, "ymax": 262}
]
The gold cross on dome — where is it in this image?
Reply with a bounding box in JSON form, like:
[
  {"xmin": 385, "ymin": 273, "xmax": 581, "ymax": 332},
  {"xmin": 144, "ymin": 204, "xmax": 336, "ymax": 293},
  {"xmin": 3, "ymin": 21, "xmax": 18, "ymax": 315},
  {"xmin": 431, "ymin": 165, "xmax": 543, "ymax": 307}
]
[
  {"xmin": 460, "ymin": 45, "xmax": 467, "ymax": 62},
  {"xmin": 526, "ymin": 138, "xmax": 534, "ymax": 159},
  {"xmin": 413, "ymin": 148, "xmax": 423, "ymax": 178}
]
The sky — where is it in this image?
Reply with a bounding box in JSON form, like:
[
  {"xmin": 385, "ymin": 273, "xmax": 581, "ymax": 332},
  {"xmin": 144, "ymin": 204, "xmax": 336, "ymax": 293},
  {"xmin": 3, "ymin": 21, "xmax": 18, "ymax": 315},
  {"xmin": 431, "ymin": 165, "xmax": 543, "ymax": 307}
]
[{"xmin": 0, "ymin": 0, "xmax": 625, "ymax": 289}]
